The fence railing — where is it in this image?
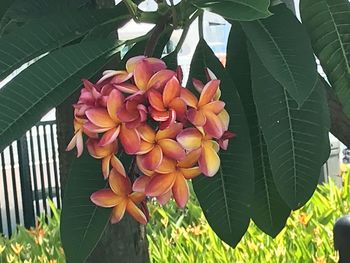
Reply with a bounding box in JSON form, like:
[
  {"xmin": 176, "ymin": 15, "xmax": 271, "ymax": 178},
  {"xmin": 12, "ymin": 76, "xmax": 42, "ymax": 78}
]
[{"xmin": 0, "ymin": 120, "xmax": 61, "ymax": 236}]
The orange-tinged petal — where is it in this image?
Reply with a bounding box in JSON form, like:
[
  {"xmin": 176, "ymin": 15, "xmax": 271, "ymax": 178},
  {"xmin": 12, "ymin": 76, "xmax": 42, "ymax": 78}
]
[
  {"xmin": 110, "ymin": 71, "xmax": 132, "ymax": 84},
  {"xmin": 109, "ymin": 169, "xmax": 132, "ymax": 195},
  {"xmin": 111, "ymin": 155, "xmax": 126, "ymax": 177},
  {"xmin": 146, "ymin": 172, "xmax": 176, "ymax": 197},
  {"xmin": 203, "ymin": 111, "xmax": 224, "ymax": 139},
  {"xmin": 187, "ymin": 109, "xmax": 206, "ymax": 126},
  {"xmin": 178, "ymin": 148, "xmax": 201, "ymax": 168},
  {"xmin": 102, "ymin": 155, "xmax": 111, "ymax": 179},
  {"xmin": 91, "ymin": 189, "xmax": 123, "ymax": 208},
  {"xmin": 126, "ymin": 56, "xmax": 145, "ymax": 73},
  {"xmin": 136, "ymin": 141, "xmax": 154, "ymax": 155},
  {"xmin": 181, "ymin": 88, "xmax": 198, "ymax": 108},
  {"xmin": 136, "ymin": 156, "xmax": 155, "ymax": 176},
  {"xmin": 99, "ymin": 126, "xmax": 120, "ymax": 147},
  {"xmin": 150, "ymin": 108, "xmax": 170, "ymax": 122},
  {"xmin": 83, "ymin": 122, "xmax": 110, "ymax": 134},
  {"xmin": 147, "ymin": 70, "xmax": 175, "ymax": 90},
  {"xmin": 137, "ymin": 124, "xmax": 156, "ymax": 143},
  {"xmin": 148, "ymin": 90, "xmax": 165, "ymax": 111},
  {"xmin": 199, "ymin": 141, "xmax": 220, "ymax": 177},
  {"xmin": 134, "ymin": 60, "xmax": 153, "ymax": 91},
  {"xmin": 107, "ymin": 90, "xmax": 124, "ymax": 123},
  {"xmin": 168, "ymin": 98, "xmax": 186, "ymax": 122},
  {"xmin": 111, "ymin": 199, "xmax": 127, "ymax": 224},
  {"xmin": 172, "ymin": 173, "xmax": 189, "ymax": 208},
  {"xmin": 201, "ymin": 101, "xmax": 225, "ymax": 114},
  {"xmin": 156, "ymin": 123, "xmax": 183, "ymax": 140},
  {"xmin": 155, "ymin": 156, "xmax": 176, "ymax": 174},
  {"xmin": 138, "ymin": 145, "xmax": 163, "ymax": 171},
  {"xmin": 158, "ymin": 139, "xmax": 185, "ymax": 160},
  {"xmin": 86, "ymin": 139, "xmax": 117, "ymax": 158},
  {"xmin": 163, "ymin": 77, "xmax": 181, "ymax": 106},
  {"xmin": 86, "ymin": 108, "xmax": 115, "ymax": 128},
  {"xmin": 117, "ymin": 107, "xmax": 139, "ymax": 122},
  {"xmin": 132, "ymin": 176, "xmax": 151, "ymax": 192},
  {"xmin": 176, "ymin": 128, "xmax": 203, "ymax": 151},
  {"xmin": 218, "ymin": 109, "xmax": 230, "ymax": 131},
  {"xmin": 126, "ymin": 200, "xmax": 147, "ymax": 225},
  {"xmin": 180, "ymin": 167, "xmax": 201, "ymax": 179},
  {"xmin": 145, "ymin": 57, "xmax": 167, "ymax": 72},
  {"xmin": 120, "ymin": 124, "xmax": 141, "ymax": 154},
  {"xmin": 114, "ymin": 83, "xmax": 139, "ymax": 94},
  {"xmin": 198, "ymin": 80, "xmax": 220, "ymax": 107},
  {"xmin": 192, "ymin": 78, "xmax": 204, "ymax": 93},
  {"xmin": 157, "ymin": 190, "xmax": 172, "ymax": 205},
  {"xmin": 129, "ymin": 192, "xmax": 145, "ymax": 204},
  {"xmin": 158, "ymin": 109, "xmax": 176, "ymax": 130}
]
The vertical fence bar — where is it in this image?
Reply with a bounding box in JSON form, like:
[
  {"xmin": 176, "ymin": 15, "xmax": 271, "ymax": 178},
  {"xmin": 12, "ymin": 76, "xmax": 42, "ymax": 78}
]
[
  {"xmin": 17, "ymin": 136, "xmax": 35, "ymax": 228},
  {"xmin": 0, "ymin": 152, "xmax": 12, "ymax": 235},
  {"xmin": 29, "ymin": 129, "xmax": 41, "ymax": 216},
  {"xmin": 50, "ymin": 123, "xmax": 61, "ymax": 208},
  {"xmin": 35, "ymin": 126, "xmax": 48, "ymax": 215},
  {"xmin": 43, "ymin": 124, "xmax": 53, "ymax": 202},
  {"xmin": 9, "ymin": 145, "xmax": 20, "ymax": 225}
]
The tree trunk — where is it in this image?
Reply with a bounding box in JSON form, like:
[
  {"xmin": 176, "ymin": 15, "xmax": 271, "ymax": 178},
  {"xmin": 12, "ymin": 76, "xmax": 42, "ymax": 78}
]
[{"xmin": 57, "ymin": 1, "xmax": 150, "ymax": 262}]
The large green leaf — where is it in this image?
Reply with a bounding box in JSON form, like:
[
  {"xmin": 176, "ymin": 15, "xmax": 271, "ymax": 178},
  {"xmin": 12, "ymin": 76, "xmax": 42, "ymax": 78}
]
[
  {"xmin": 193, "ymin": 0, "xmax": 271, "ymax": 21},
  {"xmin": 0, "ymin": 39, "xmax": 124, "ymax": 152},
  {"xmin": 300, "ymin": 0, "xmax": 350, "ymax": 116},
  {"xmin": 0, "ymin": 1, "xmax": 12, "ymax": 21},
  {"xmin": 226, "ymin": 23, "xmax": 290, "ymax": 237},
  {"xmin": 241, "ymin": 4, "xmax": 317, "ymax": 106},
  {"xmin": 61, "ymin": 152, "xmax": 111, "ymax": 263},
  {"xmin": 0, "ymin": 6, "xmax": 128, "ymax": 80},
  {"xmin": 249, "ymin": 46, "xmax": 330, "ymax": 209},
  {"xmin": 189, "ymin": 39, "xmax": 254, "ymax": 247}
]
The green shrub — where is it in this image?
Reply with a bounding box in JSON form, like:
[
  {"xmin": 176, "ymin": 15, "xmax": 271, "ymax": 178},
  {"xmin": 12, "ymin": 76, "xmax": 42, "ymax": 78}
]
[{"xmin": 0, "ymin": 173, "xmax": 349, "ymax": 262}]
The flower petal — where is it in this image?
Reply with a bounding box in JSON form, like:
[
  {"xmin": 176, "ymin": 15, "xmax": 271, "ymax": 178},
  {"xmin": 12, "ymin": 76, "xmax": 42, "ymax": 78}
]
[
  {"xmin": 83, "ymin": 122, "xmax": 110, "ymax": 134},
  {"xmin": 145, "ymin": 57, "xmax": 167, "ymax": 72},
  {"xmin": 90, "ymin": 189, "xmax": 122, "ymax": 208},
  {"xmin": 126, "ymin": 200, "xmax": 147, "ymax": 225},
  {"xmin": 150, "ymin": 108, "xmax": 170, "ymax": 122},
  {"xmin": 155, "ymin": 156, "xmax": 177, "ymax": 174},
  {"xmin": 157, "ymin": 191, "xmax": 172, "ymax": 205},
  {"xmin": 109, "ymin": 169, "xmax": 132, "ymax": 195},
  {"xmin": 136, "ymin": 156, "xmax": 155, "ymax": 176},
  {"xmin": 180, "ymin": 167, "xmax": 201, "ymax": 179},
  {"xmin": 102, "ymin": 155, "xmax": 111, "ymax": 179},
  {"xmin": 163, "ymin": 77, "xmax": 181, "ymax": 106},
  {"xmin": 114, "ymin": 83, "xmax": 139, "ymax": 94},
  {"xmin": 111, "ymin": 199, "xmax": 127, "ymax": 224},
  {"xmin": 187, "ymin": 109, "xmax": 206, "ymax": 127},
  {"xmin": 132, "ymin": 176, "xmax": 151, "ymax": 192},
  {"xmin": 178, "ymin": 148, "xmax": 201, "ymax": 168},
  {"xmin": 172, "ymin": 173, "xmax": 189, "ymax": 208},
  {"xmin": 117, "ymin": 106, "xmax": 139, "ymax": 122},
  {"xmin": 138, "ymin": 145, "xmax": 163, "ymax": 171},
  {"xmin": 110, "ymin": 71, "xmax": 132, "ymax": 84},
  {"xmin": 86, "ymin": 139, "xmax": 117, "ymax": 158},
  {"xmin": 180, "ymin": 88, "xmax": 198, "ymax": 108},
  {"xmin": 99, "ymin": 126, "xmax": 120, "ymax": 147},
  {"xmin": 168, "ymin": 98, "xmax": 187, "ymax": 122},
  {"xmin": 201, "ymin": 101, "xmax": 225, "ymax": 114},
  {"xmin": 158, "ymin": 139, "xmax": 185, "ymax": 160},
  {"xmin": 148, "ymin": 90, "xmax": 165, "ymax": 111},
  {"xmin": 134, "ymin": 60, "xmax": 153, "ymax": 91},
  {"xmin": 158, "ymin": 109, "xmax": 176, "ymax": 130},
  {"xmin": 137, "ymin": 124, "xmax": 156, "ymax": 143},
  {"xmin": 218, "ymin": 109, "xmax": 230, "ymax": 131},
  {"xmin": 198, "ymin": 141, "xmax": 220, "ymax": 177},
  {"xmin": 145, "ymin": 172, "xmax": 176, "ymax": 197},
  {"xmin": 198, "ymin": 80, "xmax": 220, "ymax": 107},
  {"xmin": 176, "ymin": 128, "xmax": 202, "ymax": 151},
  {"xmin": 107, "ymin": 89, "xmax": 124, "ymax": 123},
  {"xmin": 192, "ymin": 78, "xmax": 204, "ymax": 93},
  {"xmin": 111, "ymin": 155, "xmax": 127, "ymax": 177},
  {"xmin": 203, "ymin": 111, "xmax": 224, "ymax": 139},
  {"xmin": 86, "ymin": 108, "xmax": 115, "ymax": 128},
  {"xmin": 129, "ymin": 192, "xmax": 145, "ymax": 204},
  {"xmin": 126, "ymin": 56, "xmax": 146, "ymax": 73},
  {"xmin": 136, "ymin": 141, "xmax": 154, "ymax": 155},
  {"xmin": 147, "ymin": 70, "xmax": 175, "ymax": 90},
  {"xmin": 156, "ymin": 123, "xmax": 183, "ymax": 140},
  {"xmin": 120, "ymin": 124, "xmax": 141, "ymax": 154}
]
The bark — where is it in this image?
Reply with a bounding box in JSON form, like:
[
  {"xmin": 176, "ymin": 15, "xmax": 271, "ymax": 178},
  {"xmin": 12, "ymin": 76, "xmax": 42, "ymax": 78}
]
[{"xmin": 57, "ymin": 1, "xmax": 149, "ymax": 262}]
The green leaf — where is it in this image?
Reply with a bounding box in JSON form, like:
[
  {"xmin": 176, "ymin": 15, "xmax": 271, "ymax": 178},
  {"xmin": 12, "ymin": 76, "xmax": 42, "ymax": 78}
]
[
  {"xmin": 189, "ymin": 39, "xmax": 254, "ymax": 247},
  {"xmin": 163, "ymin": 51, "xmax": 178, "ymax": 71},
  {"xmin": 300, "ymin": 0, "xmax": 350, "ymax": 116},
  {"xmin": 193, "ymin": 0, "xmax": 271, "ymax": 21},
  {"xmin": 0, "ymin": 6, "xmax": 128, "ymax": 80},
  {"xmin": 0, "ymin": 1, "xmax": 12, "ymax": 20},
  {"xmin": 241, "ymin": 4, "xmax": 317, "ymax": 106},
  {"xmin": 60, "ymin": 152, "xmax": 111, "ymax": 263},
  {"xmin": 0, "ymin": 39, "xmax": 124, "ymax": 152},
  {"xmin": 227, "ymin": 23, "xmax": 290, "ymax": 237},
  {"xmin": 248, "ymin": 45, "xmax": 330, "ymax": 209}
]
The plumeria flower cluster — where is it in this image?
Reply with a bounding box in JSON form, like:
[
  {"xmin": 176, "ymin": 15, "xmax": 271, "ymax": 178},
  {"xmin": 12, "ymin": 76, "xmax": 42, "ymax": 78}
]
[{"xmin": 67, "ymin": 56, "xmax": 235, "ymax": 225}]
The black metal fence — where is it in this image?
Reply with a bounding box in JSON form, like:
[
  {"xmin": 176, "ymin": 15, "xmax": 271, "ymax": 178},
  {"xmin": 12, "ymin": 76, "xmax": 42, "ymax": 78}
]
[{"xmin": 0, "ymin": 120, "xmax": 61, "ymax": 236}]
